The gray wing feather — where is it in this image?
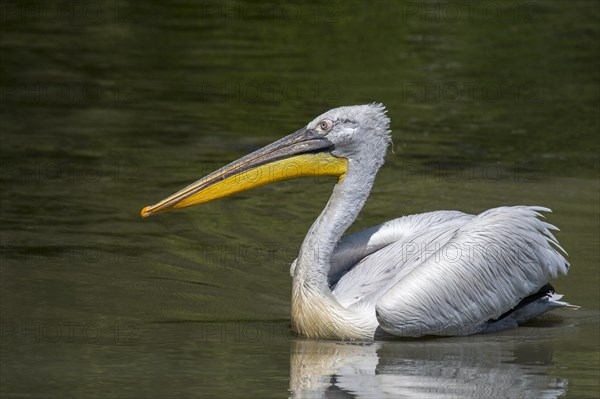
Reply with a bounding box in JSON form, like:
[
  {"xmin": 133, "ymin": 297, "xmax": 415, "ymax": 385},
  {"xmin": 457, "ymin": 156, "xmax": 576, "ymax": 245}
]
[
  {"xmin": 375, "ymin": 206, "xmax": 569, "ymax": 337},
  {"xmin": 331, "ymin": 211, "xmax": 474, "ymax": 308}
]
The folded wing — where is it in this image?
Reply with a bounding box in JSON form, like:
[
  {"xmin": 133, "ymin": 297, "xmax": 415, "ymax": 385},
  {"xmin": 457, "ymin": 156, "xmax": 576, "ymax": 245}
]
[{"xmin": 374, "ymin": 206, "xmax": 569, "ymax": 336}]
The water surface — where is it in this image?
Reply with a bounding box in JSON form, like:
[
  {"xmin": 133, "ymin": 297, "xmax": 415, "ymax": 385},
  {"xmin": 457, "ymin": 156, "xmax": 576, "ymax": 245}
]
[{"xmin": 1, "ymin": 1, "xmax": 598, "ymax": 398}]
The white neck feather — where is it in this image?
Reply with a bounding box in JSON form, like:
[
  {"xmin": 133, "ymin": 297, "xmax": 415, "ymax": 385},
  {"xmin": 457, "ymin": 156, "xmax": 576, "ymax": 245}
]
[{"xmin": 291, "ymin": 158, "xmax": 381, "ymax": 339}]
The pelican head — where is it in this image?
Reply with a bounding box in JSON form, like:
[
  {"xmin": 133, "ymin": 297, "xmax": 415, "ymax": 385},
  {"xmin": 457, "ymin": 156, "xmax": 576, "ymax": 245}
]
[
  {"xmin": 141, "ymin": 104, "xmax": 391, "ymax": 217},
  {"xmin": 311, "ymin": 103, "xmax": 391, "ymax": 166}
]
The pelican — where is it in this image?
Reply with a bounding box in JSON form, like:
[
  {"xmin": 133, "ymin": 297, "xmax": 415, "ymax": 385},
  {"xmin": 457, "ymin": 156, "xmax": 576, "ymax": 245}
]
[{"xmin": 141, "ymin": 104, "xmax": 575, "ymax": 340}]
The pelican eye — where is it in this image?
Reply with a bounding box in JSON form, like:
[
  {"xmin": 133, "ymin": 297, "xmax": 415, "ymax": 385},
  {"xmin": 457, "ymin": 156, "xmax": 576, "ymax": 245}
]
[{"xmin": 318, "ymin": 119, "xmax": 334, "ymax": 132}]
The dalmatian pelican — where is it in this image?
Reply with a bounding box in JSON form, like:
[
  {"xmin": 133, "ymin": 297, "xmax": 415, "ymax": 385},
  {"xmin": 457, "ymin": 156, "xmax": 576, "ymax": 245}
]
[{"xmin": 141, "ymin": 104, "xmax": 574, "ymax": 340}]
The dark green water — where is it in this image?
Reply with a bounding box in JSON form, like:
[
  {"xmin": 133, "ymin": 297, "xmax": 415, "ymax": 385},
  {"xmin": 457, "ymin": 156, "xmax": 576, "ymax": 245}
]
[{"xmin": 1, "ymin": 1, "xmax": 598, "ymax": 398}]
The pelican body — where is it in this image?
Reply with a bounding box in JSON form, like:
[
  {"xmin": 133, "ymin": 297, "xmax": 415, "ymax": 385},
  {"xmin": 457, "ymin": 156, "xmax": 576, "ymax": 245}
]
[{"xmin": 142, "ymin": 104, "xmax": 574, "ymax": 340}]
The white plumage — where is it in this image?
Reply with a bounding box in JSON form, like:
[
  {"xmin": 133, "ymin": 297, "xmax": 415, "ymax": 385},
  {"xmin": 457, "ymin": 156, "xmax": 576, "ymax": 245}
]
[
  {"xmin": 287, "ymin": 105, "xmax": 574, "ymax": 340},
  {"xmin": 289, "ymin": 206, "xmax": 572, "ymax": 339}
]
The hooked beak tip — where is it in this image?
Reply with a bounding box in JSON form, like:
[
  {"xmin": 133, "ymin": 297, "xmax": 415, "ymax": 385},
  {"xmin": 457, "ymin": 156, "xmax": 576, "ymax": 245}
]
[{"xmin": 141, "ymin": 206, "xmax": 152, "ymax": 218}]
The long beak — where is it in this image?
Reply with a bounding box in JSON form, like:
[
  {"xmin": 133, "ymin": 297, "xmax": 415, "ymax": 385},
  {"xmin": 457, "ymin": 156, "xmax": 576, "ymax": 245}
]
[{"xmin": 141, "ymin": 127, "xmax": 348, "ymax": 217}]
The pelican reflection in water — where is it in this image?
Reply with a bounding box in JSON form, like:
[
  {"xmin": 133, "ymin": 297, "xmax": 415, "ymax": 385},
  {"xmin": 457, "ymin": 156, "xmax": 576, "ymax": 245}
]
[
  {"xmin": 141, "ymin": 104, "xmax": 575, "ymax": 340},
  {"xmin": 289, "ymin": 336, "xmax": 568, "ymax": 398}
]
